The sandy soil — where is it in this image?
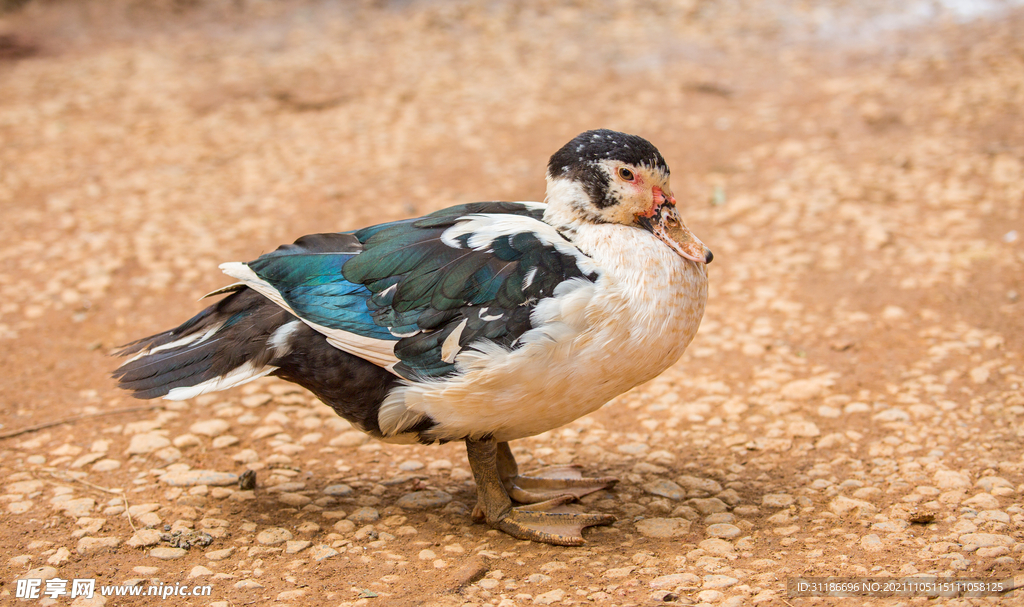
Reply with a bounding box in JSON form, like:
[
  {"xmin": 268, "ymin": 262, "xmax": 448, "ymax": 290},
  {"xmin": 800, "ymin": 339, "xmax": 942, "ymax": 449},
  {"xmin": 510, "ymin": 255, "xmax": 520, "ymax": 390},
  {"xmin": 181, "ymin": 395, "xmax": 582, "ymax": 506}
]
[{"xmin": 1, "ymin": 1, "xmax": 1022, "ymax": 605}]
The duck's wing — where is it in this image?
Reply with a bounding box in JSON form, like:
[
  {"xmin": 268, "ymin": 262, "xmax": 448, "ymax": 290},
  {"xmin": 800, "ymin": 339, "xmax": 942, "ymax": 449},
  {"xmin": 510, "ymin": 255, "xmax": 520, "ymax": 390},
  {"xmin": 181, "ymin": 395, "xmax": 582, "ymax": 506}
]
[{"xmin": 222, "ymin": 201, "xmax": 600, "ymax": 381}]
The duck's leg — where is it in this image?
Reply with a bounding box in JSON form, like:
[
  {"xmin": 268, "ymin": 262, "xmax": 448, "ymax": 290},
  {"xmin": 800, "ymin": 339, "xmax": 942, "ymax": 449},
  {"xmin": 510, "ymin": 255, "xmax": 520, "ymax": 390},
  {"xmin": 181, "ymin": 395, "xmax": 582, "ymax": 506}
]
[
  {"xmin": 466, "ymin": 438, "xmax": 615, "ymax": 546},
  {"xmin": 496, "ymin": 441, "xmax": 618, "ymax": 504}
]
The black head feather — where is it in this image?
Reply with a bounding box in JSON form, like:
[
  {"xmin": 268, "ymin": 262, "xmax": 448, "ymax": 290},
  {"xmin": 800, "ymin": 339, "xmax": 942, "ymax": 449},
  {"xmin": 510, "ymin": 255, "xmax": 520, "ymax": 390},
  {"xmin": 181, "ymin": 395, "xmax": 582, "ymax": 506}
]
[{"xmin": 547, "ymin": 129, "xmax": 668, "ymax": 208}]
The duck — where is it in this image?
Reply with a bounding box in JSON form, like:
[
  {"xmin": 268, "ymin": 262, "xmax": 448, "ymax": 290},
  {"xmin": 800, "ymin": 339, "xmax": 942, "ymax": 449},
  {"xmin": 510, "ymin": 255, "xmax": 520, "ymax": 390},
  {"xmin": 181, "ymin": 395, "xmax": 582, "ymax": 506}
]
[{"xmin": 113, "ymin": 129, "xmax": 712, "ymax": 546}]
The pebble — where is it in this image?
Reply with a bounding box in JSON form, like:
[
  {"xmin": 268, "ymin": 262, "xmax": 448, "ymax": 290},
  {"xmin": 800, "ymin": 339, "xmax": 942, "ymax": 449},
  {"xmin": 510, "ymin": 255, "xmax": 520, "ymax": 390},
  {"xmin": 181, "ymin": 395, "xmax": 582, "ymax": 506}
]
[
  {"xmin": 677, "ymin": 475, "xmax": 723, "ymax": 494},
  {"xmin": 699, "ymin": 538, "xmax": 736, "ymax": 556},
  {"xmin": 396, "ymin": 490, "xmax": 452, "ymax": 510},
  {"xmin": 962, "ymin": 493, "xmax": 1000, "ymax": 509},
  {"xmin": 959, "ymin": 533, "xmax": 1013, "ymax": 550},
  {"xmin": 92, "ymin": 459, "xmax": 121, "ymax": 472},
  {"xmin": 149, "ymin": 547, "xmax": 187, "ymax": 559},
  {"xmin": 310, "ymin": 545, "xmax": 339, "ymax": 561},
  {"xmin": 126, "ymin": 530, "xmax": 162, "ymax": 547},
  {"xmin": 636, "ymin": 518, "xmax": 691, "ymax": 538},
  {"xmin": 234, "ymin": 579, "xmax": 264, "ymax": 589},
  {"xmin": 348, "ymin": 507, "xmax": 381, "ymax": 522},
  {"xmin": 286, "ymin": 540, "xmax": 311, "ymax": 554},
  {"xmin": 533, "ymin": 589, "xmax": 565, "ymax": 605},
  {"xmin": 707, "ymin": 523, "xmax": 741, "ymax": 539},
  {"xmin": 761, "ymin": 493, "xmax": 794, "ymax": 508},
  {"xmin": 704, "ymin": 574, "xmax": 739, "ymax": 589},
  {"xmin": 278, "ymin": 493, "xmax": 312, "ymax": 507},
  {"xmin": 76, "ymin": 536, "xmax": 120, "ymax": 555},
  {"xmin": 57, "ymin": 498, "xmax": 96, "ymax": 518},
  {"xmin": 18, "ymin": 566, "xmax": 59, "ymax": 581},
  {"xmin": 829, "ymin": 496, "xmax": 878, "ymax": 517},
  {"xmin": 125, "ymin": 432, "xmax": 171, "ymax": 455},
  {"xmin": 212, "ymin": 436, "xmax": 239, "ymax": 448},
  {"xmin": 190, "ymin": 419, "xmax": 230, "ymax": 437},
  {"xmin": 47, "ymin": 547, "xmax": 71, "ymax": 566},
  {"xmin": 159, "ymin": 470, "xmax": 239, "ymax": 486},
  {"xmin": 188, "ymin": 565, "xmax": 213, "ymax": 578},
  {"xmin": 690, "ymin": 498, "xmax": 729, "ymax": 514},
  {"xmin": 331, "ymin": 431, "xmax": 369, "ymax": 447},
  {"xmin": 205, "ymin": 547, "xmax": 235, "ymax": 561},
  {"xmin": 323, "ymin": 484, "xmax": 353, "ymax": 496},
  {"xmin": 644, "ymin": 479, "xmax": 686, "ymax": 500},
  {"xmin": 256, "ymin": 527, "xmax": 293, "ymax": 545},
  {"xmin": 861, "ymin": 534, "xmax": 883, "ymax": 551},
  {"xmin": 173, "ymin": 434, "xmax": 202, "ymax": 448},
  {"xmin": 934, "ymin": 470, "xmax": 971, "ymax": 490},
  {"xmin": 651, "ymin": 573, "xmax": 700, "ymax": 588}
]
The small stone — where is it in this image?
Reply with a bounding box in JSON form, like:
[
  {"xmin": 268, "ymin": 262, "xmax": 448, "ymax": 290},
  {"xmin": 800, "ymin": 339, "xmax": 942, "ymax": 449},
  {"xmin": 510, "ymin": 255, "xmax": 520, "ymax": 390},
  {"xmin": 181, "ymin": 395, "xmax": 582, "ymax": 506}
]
[
  {"xmin": 861, "ymin": 534, "xmax": 883, "ymax": 551},
  {"xmin": 762, "ymin": 493, "xmax": 794, "ymax": 508},
  {"xmin": 9, "ymin": 554, "xmax": 32, "ymax": 567},
  {"xmin": 234, "ymin": 579, "xmax": 264, "ymax": 589},
  {"xmin": 278, "ymin": 493, "xmax": 312, "ymax": 507},
  {"xmin": 396, "ymin": 490, "xmax": 452, "ymax": 510},
  {"xmin": 962, "ymin": 493, "xmax": 1000, "ymax": 510},
  {"xmin": 126, "ymin": 432, "xmax": 171, "ymax": 455},
  {"xmin": 780, "ymin": 379, "xmax": 825, "ymax": 400},
  {"xmin": 205, "ymin": 547, "xmax": 235, "ymax": 561},
  {"xmin": 644, "ymin": 480, "xmax": 686, "ymax": 500},
  {"xmin": 323, "ymin": 484, "xmax": 353, "ymax": 496},
  {"xmin": 212, "ymin": 436, "xmax": 239, "ymax": 449},
  {"xmin": 190, "ymin": 419, "xmax": 230, "ymax": 437},
  {"xmin": 703, "ymin": 574, "xmax": 739, "ymax": 589},
  {"xmin": 277, "ymin": 590, "xmax": 307, "ymax": 601},
  {"xmin": 256, "ymin": 527, "xmax": 293, "ymax": 545},
  {"xmin": 398, "ymin": 460, "xmax": 424, "ymax": 471},
  {"xmin": 149, "ymin": 547, "xmax": 188, "ymax": 560},
  {"xmin": 696, "ymin": 589, "xmax": 724, "ymax": 603},
  {"xmin": 829, "ymin": 496, "xmax": 878, "ymax": 517},
  {"xmin": 959, "ymin": 533, "xmax": 1013, "ymax": 550},
  {"xmin": 348, "ymin": 507, "xmax": 381, "ymax": 522},
  {"xmin": 707, "ymin": 523, "xmax": 741, "ymax": 539},
  {"xmin": 699, "ymin": 538, "xmax": 735, "ymax": 556},
  {"xmin": 173, "ymin": 434, "xmax": 202, "ymax": 448},
  {"xmin": 677, "ymin": 475, "xmax": 723, "ymax": 494},
  {"xmin": 127, "ymin": 529, "xmax": 162, "ymax": 547},
  {"xmin": 689, "ymin": 497, "xmax": 728, "ymax": 514},
  {"xmin": 602, "ymin": 568, "xmax": 632, "ymax": 579},
  {"xmin": 8, "ymin": 500, "xmax": 33, "ymax": 514},
  {"xmin": 91, "ymin": 459, "xmax": 121, "ymax": 472},
  {"xmin": 333, "ymin": 520, "xmax": 356, "ymax": 533},
  {"xmin": 188, "ymin": 565, "xmax": 213, "ymax": 578},
  {"xmin": 241, "ymin": 394, "xmax": 272, "ymax": 408},
  {"xmin": 310, "ymin": 544, "xmax": 339, "ymax": 561},
  {"xmin": 617, "ymin": 443, "xmax": 648, "ymax": 455},
  {"xmin": 330, "ymin": 431, "xmax": 369, "ymax": 447},
  {"xmin": 651, "ymin": 573, "xmax": 700, "ymax": 589},
  {"xmin": 159, "ymin": 470, "xmax": 239, "ymax": 487},
  {"xmin": 76, "ymin": 536, "xmax": 120, "ymax": 555},
  {"xmin": 636, "ymin": 517, "xmax": 691, "ymax": 538},
  {"xmin": 47, "ymin": 547, "xmax": 71, "ymax": 566},
  {"xmin": 71, "ymin": 452, "xmax": 104, "ymax": 468},
  {"xmin": 533, "ymin": 589, "xmax": 565, "ymax": 604},
  {"xmin": 58, "ymin": 498, "xmax": 96, "ymax": 517},
  {"xmin": 934, "ymin": 470, "xmax": 971, "ymax": 490},
  {"xmin": 285, "ymin": 540, "xmax": 311, "ymax": 554},
  {"xmin": 17, "ymin": 566, "xmax": 59, "ymax": 581}
]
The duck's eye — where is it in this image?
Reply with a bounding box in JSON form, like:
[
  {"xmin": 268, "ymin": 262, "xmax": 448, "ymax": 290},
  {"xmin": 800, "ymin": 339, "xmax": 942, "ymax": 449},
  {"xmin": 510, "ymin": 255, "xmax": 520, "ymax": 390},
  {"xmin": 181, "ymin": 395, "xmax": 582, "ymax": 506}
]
[{"xmin": 617, "ymin": 167, "xmax": 635, "ymax": 181}]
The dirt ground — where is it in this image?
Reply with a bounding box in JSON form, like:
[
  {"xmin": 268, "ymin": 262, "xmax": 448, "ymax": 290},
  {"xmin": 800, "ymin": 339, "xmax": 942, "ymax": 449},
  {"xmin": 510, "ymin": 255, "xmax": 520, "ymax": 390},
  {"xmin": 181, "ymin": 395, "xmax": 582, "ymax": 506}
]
[{"xmin": 1, "ymin": 1, "xmax": 1023, "ymax": 605}]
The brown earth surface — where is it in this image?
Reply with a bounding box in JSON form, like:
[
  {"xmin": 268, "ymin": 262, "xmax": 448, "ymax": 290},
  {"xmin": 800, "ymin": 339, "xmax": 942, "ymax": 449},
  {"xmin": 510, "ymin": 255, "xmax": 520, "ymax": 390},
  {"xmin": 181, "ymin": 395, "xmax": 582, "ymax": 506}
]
[{"xmin": 1, "ymin": 1, "xmax": 1023, "ymax": 605}]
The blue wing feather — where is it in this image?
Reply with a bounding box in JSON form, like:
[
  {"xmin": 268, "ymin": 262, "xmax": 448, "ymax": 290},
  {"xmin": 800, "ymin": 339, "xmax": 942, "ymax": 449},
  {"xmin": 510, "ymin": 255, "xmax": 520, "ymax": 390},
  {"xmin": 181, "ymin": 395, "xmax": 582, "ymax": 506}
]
[{"xmin": 238, "ymin": 202, "xmax": 597, "ymax": 380}]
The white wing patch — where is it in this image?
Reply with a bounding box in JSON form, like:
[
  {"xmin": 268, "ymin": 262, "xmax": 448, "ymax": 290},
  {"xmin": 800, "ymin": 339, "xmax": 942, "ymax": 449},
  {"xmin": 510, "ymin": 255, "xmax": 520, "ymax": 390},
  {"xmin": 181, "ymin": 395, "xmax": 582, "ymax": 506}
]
[
  {"xmin": 219, "ymin": 262, "xmax": 401, "ymax": 372},
  {"xmin": 165, "ymin": 361, "xmax": 278, "ymax": 401},
  {"xmin": 438, "ymin": 212, "xmax": 598, "ymax": 276}
]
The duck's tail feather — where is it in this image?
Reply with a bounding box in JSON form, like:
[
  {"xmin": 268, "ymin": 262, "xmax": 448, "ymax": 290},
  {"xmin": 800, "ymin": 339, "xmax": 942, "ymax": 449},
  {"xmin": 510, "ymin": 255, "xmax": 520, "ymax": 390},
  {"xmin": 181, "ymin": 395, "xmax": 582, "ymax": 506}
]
[{"xmin": 112, "ymin": 288, "xmax": 298, "ymax": 400}]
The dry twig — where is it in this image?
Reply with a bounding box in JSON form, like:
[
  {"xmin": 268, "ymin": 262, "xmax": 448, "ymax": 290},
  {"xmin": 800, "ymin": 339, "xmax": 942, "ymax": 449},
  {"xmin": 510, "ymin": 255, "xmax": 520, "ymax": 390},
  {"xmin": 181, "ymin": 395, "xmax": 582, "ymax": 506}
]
[{"xmin": 0, "ymin": 404, "xmax": 164, "ymax": 440}]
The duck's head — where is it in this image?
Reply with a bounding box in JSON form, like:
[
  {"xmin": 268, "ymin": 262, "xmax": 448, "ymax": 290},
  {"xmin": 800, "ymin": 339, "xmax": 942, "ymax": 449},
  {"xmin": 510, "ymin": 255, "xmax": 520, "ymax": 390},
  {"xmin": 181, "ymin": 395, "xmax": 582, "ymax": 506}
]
[{"xmin": 544, "ymin": 129, "xmax": 712, "ymax": 265}]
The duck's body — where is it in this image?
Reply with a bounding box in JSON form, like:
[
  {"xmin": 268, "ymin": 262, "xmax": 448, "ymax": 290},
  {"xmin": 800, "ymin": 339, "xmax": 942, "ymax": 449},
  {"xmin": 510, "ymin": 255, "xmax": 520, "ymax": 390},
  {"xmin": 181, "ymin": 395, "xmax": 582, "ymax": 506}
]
[{"xmin": 114, "ymin": 130, "xmax": 711, "ymax": 545}]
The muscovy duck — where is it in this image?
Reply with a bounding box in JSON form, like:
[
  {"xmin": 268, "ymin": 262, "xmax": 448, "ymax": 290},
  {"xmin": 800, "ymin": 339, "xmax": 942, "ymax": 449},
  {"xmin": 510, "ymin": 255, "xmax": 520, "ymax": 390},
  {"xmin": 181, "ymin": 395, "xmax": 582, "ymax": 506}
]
[{"xmin": 114, "ymin": 129, "xmax": 712, "ymax": 545}]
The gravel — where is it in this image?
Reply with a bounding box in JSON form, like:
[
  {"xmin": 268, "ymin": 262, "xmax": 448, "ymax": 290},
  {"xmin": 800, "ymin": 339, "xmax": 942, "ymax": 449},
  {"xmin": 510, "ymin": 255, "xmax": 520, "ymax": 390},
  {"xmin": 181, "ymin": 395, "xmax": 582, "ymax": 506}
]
[{"xmin": 0, "ymin": 1, "xmax": 1022, "ymax": 605}]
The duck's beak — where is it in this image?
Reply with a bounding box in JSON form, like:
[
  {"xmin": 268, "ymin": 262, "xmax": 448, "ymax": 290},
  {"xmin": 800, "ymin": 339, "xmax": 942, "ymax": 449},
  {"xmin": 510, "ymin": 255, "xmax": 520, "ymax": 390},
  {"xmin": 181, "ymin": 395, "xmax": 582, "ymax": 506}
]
[{"xmin": 637, "ymin": 189, "xmax": 713, "ymax": 264}]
